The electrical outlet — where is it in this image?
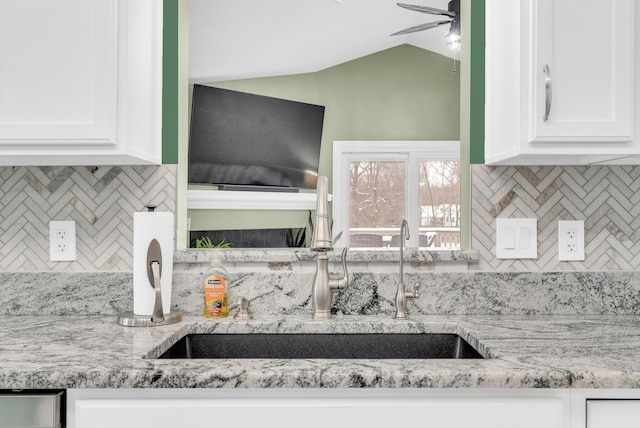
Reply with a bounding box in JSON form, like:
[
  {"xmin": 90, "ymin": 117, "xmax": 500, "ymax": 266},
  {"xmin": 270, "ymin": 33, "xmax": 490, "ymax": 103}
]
[
  {"xmin": 49, "ymin": 220, "xmax": 77, "ymax": 262},
  {"xmin": 56, "ymin": 229, "xmax": 68, "ymax": 252},
  {"xmin": 558, "ymin": 220, "xmax": 584, "ymax": 261}
]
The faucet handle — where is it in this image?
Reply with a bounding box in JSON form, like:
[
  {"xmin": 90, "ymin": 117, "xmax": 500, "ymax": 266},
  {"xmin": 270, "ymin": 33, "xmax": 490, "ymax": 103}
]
[
  {"xmin": 234, "ymin": 297, "xmax": 253, "ymax": 319},
  {"xmin": 339, "ymin": 247, "xmax": 348, "ymax": 274},
  {"xmin": 338, "ymin": 247, "xmax": 349, "ymax": 284},
  {"xmin": 403, "ymin": 283, "xmax": 420, "ymax": 302},
  {"xmin": 329, "ymin": 247, "xmax": 349, "ymax": 293}
]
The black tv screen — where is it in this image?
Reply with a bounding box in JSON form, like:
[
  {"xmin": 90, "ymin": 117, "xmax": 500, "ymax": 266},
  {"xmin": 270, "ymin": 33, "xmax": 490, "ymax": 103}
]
[{"xmin": 188, "ymin": 85, "xmax": 325, "ymax": 190}]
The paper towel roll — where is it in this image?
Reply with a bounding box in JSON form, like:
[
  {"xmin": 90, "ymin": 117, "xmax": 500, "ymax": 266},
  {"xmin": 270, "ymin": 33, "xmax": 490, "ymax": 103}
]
[{"xmin": 133, "ymin": 211, "xmax": 174, "ymax": 316}]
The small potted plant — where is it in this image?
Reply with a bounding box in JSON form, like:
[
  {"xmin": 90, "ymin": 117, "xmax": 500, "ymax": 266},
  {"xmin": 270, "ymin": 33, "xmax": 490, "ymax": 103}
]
[{"xmin": 195, "ymin": 236, "xmax": 233, "ymax": 249}]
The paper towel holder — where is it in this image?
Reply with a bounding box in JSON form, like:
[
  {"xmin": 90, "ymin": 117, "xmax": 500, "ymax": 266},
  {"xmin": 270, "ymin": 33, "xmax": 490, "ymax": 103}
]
[{"xmin": 117, "ymin": 239, "xmax": 182, "ymax": 327}]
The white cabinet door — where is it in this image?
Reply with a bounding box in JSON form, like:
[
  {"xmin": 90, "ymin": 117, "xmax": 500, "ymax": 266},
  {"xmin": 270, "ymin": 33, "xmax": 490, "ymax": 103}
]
[
  {"xmin": 484, "ymin": 0, "xmax": 639, "ymax": 165},
  {"xmin": 0, "ymin": 1, "xmax": 116, "ymax": 142},
  {"xmin": 70, "ymin": 390, "xmax": 567, "ymax": 428},
  {"xmin": 0, "ymin": 0, "xmax": 163, "ymax": 165},
  {"xmin": 530, "ymin": 0, "xmax": 634, "ymax": 143},
  {"xmin": 587, "ymin": 400, "xmax": 640, "ymax": 428}
]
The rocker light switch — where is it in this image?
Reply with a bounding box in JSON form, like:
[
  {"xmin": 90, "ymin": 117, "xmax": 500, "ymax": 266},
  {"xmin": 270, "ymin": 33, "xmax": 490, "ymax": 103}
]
[
  {"xmin": 503, "ymin": 227, "xmax": 516, "ymax": 249},
  {"xmin": 496, "ymin": 218, "xmax": 537, "ymax": 259},
  {"xmin": 519, "ymin": 228, "xmax": 531, "ymax": 249}
]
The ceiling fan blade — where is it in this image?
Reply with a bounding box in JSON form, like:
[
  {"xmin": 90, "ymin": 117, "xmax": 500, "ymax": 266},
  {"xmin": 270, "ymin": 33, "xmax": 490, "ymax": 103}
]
[
  {"xmin": 391, "ymin": 19, "xmax": 452, "ymax": 36},
  {"xmin": 396, "ymin": 3, "xmax": 456, "ymax": 18}
]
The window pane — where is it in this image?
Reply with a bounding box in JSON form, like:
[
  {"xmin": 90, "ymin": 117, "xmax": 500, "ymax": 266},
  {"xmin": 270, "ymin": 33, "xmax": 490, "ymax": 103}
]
[
  {"xmin": 349, "ymin": 161, "xmax": 405, "ymax": 247},
  {"xmin": 418, "ymin": 160, "xmax": 460, "ymax": 249}
]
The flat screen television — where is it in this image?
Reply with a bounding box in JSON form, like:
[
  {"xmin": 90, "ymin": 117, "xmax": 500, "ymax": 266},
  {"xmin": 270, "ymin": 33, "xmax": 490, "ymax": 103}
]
[{"xmin": 188, "ymin": 85, "xmax": 325, "ymax": 191}]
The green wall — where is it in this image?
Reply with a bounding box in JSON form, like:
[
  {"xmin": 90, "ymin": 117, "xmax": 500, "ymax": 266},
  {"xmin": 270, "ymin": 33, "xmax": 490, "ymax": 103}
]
[
  {"xmin": 469, "ymin": 0, "xmax": 485, "ymax": 164},
  {"xmin": 163, "ymin": 0, "xmax": 179, "ymax": 164},
  {"xmin": 189, "ymin": 44, "xmax": 460, "ymax": 233}
]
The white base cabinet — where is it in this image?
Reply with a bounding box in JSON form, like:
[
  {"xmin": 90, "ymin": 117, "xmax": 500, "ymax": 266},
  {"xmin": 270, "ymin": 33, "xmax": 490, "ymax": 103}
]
[
  {"xmin": 0, "ymin": 0, "xmax": 163, "ymax": 166},
  {"xmin": 69, "ymin": 388, "xmax": 640, "ymax": 428},
  {"xmin": 587, "ymin": 401, "xmax": 640, "ymax": 428},
  {"xmin": 67, "ymin": 389, "xmax": 570, "ymax": 428},
  {"xmin": 571, "ymin": 390, "xmax": 640, "ymax": 428}
]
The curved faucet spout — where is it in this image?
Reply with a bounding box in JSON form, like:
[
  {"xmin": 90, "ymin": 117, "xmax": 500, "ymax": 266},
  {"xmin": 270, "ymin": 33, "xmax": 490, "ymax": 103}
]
[{"xmin": 401, "ymin": 219, "xmax": 410, "ymax": 239}]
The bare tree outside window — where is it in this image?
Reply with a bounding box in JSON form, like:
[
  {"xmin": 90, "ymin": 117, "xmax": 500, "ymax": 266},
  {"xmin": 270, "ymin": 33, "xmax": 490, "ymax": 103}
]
[
  {"xmin": 346, "ymin": 159, "xmax": 460, "ymax": 249},
  {"xmin": 334, "ymin": 141, "xmax": 460, "ymax": 250},
  {"xmin": 419, "ymin": 160, "xmax": 460, "ymax": 248},
  {"xmin": 349, "ymin": 161, "xmax": 405, "ymax": 247}
]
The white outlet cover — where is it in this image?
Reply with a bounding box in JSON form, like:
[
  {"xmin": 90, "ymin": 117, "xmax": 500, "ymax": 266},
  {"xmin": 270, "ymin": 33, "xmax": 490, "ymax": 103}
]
[
  {"xmin": 49, "ymin": 220, "xmax": 77, "ymax": 262},
  {"xmin": 558, "ymin": 220, "xmax": 585, "ymax": 261},
  {"xmin": 496, "ymin": 218, "xmax": 538, "ymax": 259}
]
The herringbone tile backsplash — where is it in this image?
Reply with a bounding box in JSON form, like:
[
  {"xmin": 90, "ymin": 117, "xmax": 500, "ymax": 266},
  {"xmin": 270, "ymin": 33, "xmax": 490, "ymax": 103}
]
[
  {"xmin": 1, "ymin": 163, "xmax": 637, "ymax": 272},
  {"xmin": 0, "ymin": 165, "xmax": 176, "ymax": 271},
  {"xmin": 472, "ymin": 165, "xmax": 640, "ymax": 271}
]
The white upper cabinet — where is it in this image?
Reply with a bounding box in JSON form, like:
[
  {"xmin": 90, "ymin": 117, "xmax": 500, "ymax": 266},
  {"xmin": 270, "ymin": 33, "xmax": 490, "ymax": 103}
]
[
  {"xmin": 0, "ymin": 0, "xmax": 163, "ymax": 165},
  {"xmin": 485, "ymin": 0, "xmax": 639, "ymax": 165},
  {"xmin": 531, "ymin": 0, "xmax": 634, "ymax": 142}
]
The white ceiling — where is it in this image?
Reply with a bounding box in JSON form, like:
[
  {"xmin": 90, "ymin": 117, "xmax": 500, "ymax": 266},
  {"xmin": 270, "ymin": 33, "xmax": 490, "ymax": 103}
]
[{"xmin": 189, "ymin": 0, "xmax": 457, "ymax": 83}]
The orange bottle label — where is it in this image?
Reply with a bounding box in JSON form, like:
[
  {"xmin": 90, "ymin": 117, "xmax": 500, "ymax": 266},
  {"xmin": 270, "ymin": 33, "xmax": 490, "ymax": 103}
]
[{"xmin": 204, "ymin": 274, "xmax": 227, "ymax": 317}]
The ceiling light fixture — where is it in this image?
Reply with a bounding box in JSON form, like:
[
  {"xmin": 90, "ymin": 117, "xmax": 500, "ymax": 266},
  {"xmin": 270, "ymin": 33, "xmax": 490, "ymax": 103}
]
[
  {"xmin": 446, "ymin": 6, "xmax": 461, "ymax": 52},
  {"xmin": 446, "ymin": 33, "xmax": 461, "ymax": 52}
]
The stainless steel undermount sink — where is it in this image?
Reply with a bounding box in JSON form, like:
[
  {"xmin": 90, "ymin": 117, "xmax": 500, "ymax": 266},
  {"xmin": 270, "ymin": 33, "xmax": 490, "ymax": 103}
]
[{"xmin": 156, "ymin": 333, "xmax": 484, "ymax": 359}]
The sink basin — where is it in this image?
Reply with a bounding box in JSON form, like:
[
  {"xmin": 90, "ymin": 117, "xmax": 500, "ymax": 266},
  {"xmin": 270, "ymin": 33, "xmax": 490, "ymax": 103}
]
[{"xmin": 157, "ymin": 333, "xmax": 484, "ymax": 359}]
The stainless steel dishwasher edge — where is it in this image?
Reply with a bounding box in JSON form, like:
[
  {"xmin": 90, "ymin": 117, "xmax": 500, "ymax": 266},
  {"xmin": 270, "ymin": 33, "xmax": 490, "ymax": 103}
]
[{"xmin": 0, "ymin": 390, "xmax": 64, "ymax": 428}]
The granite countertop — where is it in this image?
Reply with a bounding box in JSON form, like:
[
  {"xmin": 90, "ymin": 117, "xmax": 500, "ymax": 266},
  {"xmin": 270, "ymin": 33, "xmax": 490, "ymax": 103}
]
[{"xmin": 3, "ymin": 314, "xmax": 640, "ymax": 389}]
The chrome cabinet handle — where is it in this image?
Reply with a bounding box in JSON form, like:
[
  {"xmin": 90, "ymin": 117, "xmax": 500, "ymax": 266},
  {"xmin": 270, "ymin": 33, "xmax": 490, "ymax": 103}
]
[{"xmin": 543, "ymin": 64, "xmax": 552, "ymax": 122}]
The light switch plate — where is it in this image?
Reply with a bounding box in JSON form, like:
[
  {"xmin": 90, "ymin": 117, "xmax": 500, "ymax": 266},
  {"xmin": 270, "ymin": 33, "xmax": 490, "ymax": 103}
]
[{"xmin": 496, "ymin": 218, "xmax": 537, "ymax": 259}]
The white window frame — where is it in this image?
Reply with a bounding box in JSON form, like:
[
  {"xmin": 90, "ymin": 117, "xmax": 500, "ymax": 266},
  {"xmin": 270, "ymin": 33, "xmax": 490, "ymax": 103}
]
[{"xmin": 332, "ymin": 140, "xmax": 460, "ymax": 248}]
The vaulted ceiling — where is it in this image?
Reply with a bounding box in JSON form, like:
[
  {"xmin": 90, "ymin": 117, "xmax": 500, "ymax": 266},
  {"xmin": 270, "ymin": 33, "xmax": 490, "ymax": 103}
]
[{"xmin": 189, "ymin": 0, "xmax": 457, "ymax": 83}]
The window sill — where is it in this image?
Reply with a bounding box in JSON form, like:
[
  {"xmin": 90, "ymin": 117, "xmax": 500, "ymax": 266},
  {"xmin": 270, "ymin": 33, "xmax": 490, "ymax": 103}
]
[{"xmin": 175, "ymin": 248, "xmax": 479, "ymax": 265}]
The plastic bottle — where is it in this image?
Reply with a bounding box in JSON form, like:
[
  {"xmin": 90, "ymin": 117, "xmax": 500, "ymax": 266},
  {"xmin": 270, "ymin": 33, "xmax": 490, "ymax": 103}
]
[{"xmin": 203, "ymin": 249, "xmax": 229, "ymax": 318}]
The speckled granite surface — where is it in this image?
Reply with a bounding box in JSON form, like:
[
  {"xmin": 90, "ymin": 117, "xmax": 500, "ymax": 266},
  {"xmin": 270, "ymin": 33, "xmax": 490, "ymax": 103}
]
[
  {"xmin": 2, "ymin": 314, "xmax": 640, "ymax": 389},
  {"xmin": 174, "ymin": 248, "xmax": 481, "ymax": 265},
  {"xmin": 3, "ymin": 270, "xmax": 640, "ymax": 316},
  {"xmin": 3, "ymin": 250, "xmax": 640, "ymax": 390}
]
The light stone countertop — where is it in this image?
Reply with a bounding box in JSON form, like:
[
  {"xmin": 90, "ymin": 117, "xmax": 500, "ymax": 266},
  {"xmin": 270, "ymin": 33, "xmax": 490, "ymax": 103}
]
[
  {"xmin": 2, "ymin": 314, "xmax": 640, "ymax": 389},
  {"xmin": 174, "ymin": 248, "xmax": 481, "ymax": 265}
]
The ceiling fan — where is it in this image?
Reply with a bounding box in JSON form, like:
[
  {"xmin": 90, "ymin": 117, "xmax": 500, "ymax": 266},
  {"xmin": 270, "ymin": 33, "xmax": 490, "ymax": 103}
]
[{"xmin": 391, "ymin": 0, "xmax": 460, "ymax": 51}]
